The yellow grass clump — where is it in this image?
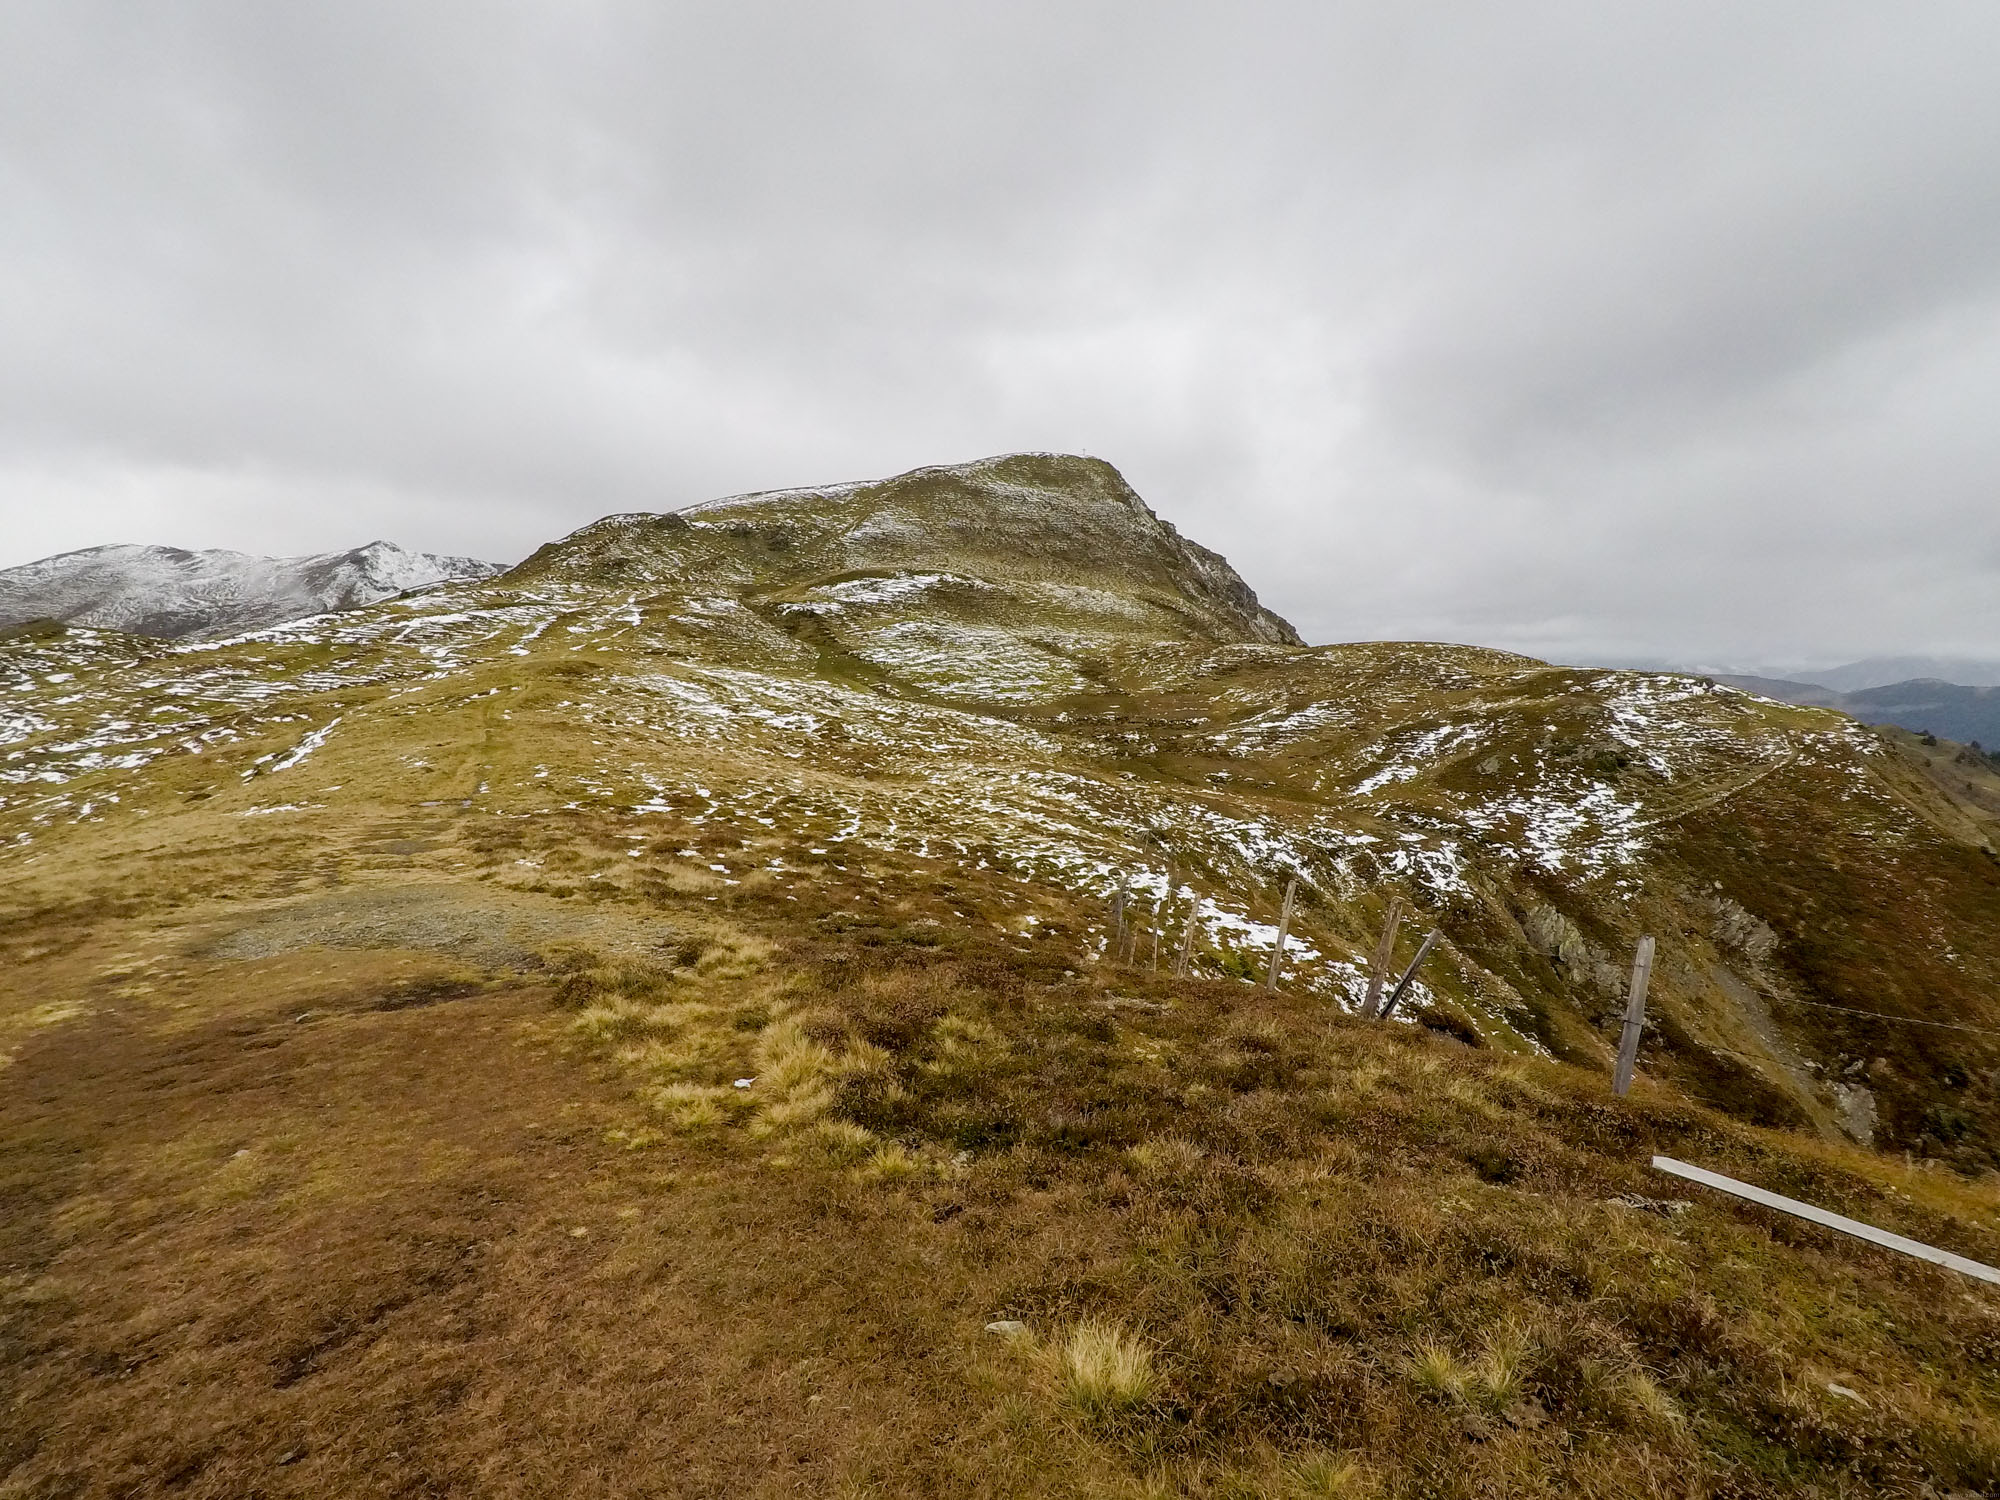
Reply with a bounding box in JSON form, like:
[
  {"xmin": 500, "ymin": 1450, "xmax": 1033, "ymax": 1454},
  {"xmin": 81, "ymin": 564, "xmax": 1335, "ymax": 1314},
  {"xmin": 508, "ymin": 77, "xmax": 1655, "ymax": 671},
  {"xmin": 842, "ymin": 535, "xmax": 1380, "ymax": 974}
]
[{"xmin": 1056, "ymin": 1322, "xmax": 1160, "ymax": 1419}]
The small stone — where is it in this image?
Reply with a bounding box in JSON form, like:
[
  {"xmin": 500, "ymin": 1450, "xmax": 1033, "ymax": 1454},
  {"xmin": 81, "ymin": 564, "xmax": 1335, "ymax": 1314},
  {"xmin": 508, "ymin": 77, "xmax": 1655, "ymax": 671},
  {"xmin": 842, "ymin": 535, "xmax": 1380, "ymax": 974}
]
[
  {"xmin": 276, "ymin": 1449, "xmax": 304, "ymax": 1466},
  {"xmin": 734, "ymin": 1077, "xmax": 755, "ymax": 1089},
  {"xmin": 1826, "ymin": 1382, "xmax": 1868, "ymax": 1406},
  {"xmin": 984, "ymin": 1319, "xmax": 1028, "ymax": 1338}
]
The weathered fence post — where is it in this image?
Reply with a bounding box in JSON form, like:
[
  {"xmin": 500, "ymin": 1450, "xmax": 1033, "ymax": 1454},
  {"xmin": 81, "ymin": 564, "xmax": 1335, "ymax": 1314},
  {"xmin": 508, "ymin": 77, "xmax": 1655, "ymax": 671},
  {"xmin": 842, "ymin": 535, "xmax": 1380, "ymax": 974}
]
[
  {"xmin": 1174, "ymin": 910, "xmax": 1198, "ymax": 976},
  {"xmin": 1109, "ymin": 876, "xmax": 1128, "ymax": 963},
  {"xmin": 1265, "ymin": 875, "xmax": 1299, "ymax": 993},
  {"xmin": 1361, "ymin": 896, "xmax": 1406, "ymax": 1017},
  {"xmin": 1378, "ymin": 927, "xmax": 1441, "ymax": 1020},
  {"xmin": 1612, "ymin": 936, "xmax": 1655, "ymax": 1097}
]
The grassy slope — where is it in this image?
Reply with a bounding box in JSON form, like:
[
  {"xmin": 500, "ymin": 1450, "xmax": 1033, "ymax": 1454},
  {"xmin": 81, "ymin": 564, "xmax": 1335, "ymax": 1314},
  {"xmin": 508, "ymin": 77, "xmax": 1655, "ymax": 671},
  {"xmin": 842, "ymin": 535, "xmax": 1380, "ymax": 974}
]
[{"xmin": 5, "ymin": 458, "xmax": 2000, "ymax": 1494}]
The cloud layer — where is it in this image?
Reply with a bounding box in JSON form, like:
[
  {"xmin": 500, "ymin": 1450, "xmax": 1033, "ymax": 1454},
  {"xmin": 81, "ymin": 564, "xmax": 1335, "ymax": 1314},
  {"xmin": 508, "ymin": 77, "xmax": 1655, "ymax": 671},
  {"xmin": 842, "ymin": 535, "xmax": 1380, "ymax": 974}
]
[{"xmin": 4, "ymin": 2, "xmax": 1998, "ymax": 665}]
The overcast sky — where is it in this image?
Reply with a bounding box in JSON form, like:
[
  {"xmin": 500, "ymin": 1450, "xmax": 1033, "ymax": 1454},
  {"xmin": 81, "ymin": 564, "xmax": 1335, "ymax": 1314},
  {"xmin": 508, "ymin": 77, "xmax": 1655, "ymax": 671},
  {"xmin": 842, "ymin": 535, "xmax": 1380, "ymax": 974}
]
[{"xmin": 3, "ymin": 3, "xmax": 1998, "ymax": 667}]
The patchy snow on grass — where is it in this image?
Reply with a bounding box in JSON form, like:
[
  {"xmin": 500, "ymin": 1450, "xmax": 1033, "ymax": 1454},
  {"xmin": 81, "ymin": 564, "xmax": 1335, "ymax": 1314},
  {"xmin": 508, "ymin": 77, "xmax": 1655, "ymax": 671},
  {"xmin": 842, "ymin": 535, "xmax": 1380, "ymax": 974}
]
[
  {"xmin": 1354, "ymin": 723, "xmax": 1485, "ymax": 795},
  {"xmin": 1461, "ymin": 781, "xmax": 1646, "ymax": 877},
  {"xmin": 851, "ymin": 621, "xmax": 1090, "ymax": 702},
  {"xmin": 264, "ymin": 717, "xmax": 343, "ymax": 775},
  {"xmin": 0, "ymin": 708, "xmax": 53, "ymax": 747}
]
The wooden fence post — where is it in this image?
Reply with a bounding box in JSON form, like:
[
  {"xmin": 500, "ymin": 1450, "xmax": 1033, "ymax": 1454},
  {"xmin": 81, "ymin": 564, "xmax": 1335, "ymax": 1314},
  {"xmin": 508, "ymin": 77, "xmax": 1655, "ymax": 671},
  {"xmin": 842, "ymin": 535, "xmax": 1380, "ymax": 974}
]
[
  {"xmin": 1612, "ymin": 936, "xmax": 1655, "ymax": 1097},
  {"xmin": 1378, "ymin": 927, "xmax": 1441, "ymax": 1020},
  {"xmin": 1174, "ymin": 911, "xmax": 1199, "ymax": 976},
  {"xmin": 1109, "ymin": 876, "xmax": 1128, "ymax": 963},
  {"xmin": 1361, "ymin": 896, "xmax": 1405, "ymax": 1018},
  {"xmin": 1265, "ymin": 876, "xmax": 1299, "ymax": 993}
]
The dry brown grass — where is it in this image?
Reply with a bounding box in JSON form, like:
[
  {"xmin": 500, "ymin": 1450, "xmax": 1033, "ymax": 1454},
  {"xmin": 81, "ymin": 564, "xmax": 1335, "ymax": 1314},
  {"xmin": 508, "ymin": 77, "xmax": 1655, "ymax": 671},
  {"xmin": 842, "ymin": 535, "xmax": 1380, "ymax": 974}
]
[{"xmin": 4, "ymin": 812, "xmax": 2000, "ymax": 1497}]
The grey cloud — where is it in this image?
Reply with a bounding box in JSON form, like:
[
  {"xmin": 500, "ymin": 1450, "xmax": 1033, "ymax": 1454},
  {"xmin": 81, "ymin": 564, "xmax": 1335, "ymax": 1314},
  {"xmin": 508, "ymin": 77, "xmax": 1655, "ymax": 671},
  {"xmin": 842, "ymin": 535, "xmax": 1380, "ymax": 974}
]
[{"xmin": 2, "ymin": 2, "xmax": 1998, "ymax": 667}]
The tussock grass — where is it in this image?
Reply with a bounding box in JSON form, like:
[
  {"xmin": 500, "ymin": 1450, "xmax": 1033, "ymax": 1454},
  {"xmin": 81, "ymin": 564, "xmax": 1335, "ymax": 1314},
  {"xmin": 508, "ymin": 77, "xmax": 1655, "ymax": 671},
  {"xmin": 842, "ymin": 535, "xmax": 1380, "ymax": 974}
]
[
  {"xmin": 859, "ymin": 1139, "xmax": 925, "ymax": 1182},
  {"xmin": 648, "ymin": 1080, "xmax": 741, "ymax": 1129},
  {"xmin": 1126, "ymin": 1136, "xmax": 1206, "ymax": 1176},
  {"xmin": 1405, "ymin": 1340, "xmax": 1468, "ymax": 1402},
  {"xmin": 1056, "ymin": 1322, "xmax": 1160, "ymax": 1419},
  {"xmin": 1281, "ymin": 1450, "xmax": 1373, "ymax": 1497}
]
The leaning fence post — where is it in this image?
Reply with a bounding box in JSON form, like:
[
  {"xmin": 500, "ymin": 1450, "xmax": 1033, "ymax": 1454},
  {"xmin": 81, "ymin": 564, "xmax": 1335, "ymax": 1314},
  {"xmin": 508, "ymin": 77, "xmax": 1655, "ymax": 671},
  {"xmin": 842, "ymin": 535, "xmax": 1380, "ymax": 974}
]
[
  {"xmin": 1109, "ymin": 876, "xmax": 1128, "ymax": 963},
  {"xmin": 1361, "ymin": 895, "xmax": 1406, "ymax": 1017},
  {"xmin": 1174, "ymin": 910, "xmax": 1198, "ymax": 976},
  {"xmin": 1378, "ymin": 927, "xmax": 1441, "ymax": 1020},
  {"xmin": 1612, "ymin": 936, "xmax": 1655, "ymax": 1097},
  {"xmin": 1265, "ymin": 876, "xmax": 1299, "ymax": 992}
]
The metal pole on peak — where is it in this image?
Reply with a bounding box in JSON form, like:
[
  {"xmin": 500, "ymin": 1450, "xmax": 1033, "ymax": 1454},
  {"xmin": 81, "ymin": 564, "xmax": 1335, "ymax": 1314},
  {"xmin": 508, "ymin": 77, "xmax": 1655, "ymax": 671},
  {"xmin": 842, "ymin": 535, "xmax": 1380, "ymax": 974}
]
[
  {"xmin": 1265, "ymin": 876, "xmax": 1299, "ymax": 992},
  {"xmin": 1613, "ymin": 936, "xmax": 1655, "ymax": 1097},
  {"xmin": 1361, "ymin": 896, "xmax": 1405, "ymax": 1018}
]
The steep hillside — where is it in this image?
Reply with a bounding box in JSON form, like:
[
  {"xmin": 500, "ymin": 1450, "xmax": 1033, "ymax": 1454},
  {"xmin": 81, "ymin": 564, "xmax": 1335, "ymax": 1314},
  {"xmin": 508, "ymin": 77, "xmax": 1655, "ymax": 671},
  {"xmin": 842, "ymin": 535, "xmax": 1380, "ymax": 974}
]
[
  {"xmin": 0, "ymin": 539, "xmax": 504, "ymax": 639},
  {"xmin": 4, "ymin": 454, "xmax": 2000, "ymax": 1495}
]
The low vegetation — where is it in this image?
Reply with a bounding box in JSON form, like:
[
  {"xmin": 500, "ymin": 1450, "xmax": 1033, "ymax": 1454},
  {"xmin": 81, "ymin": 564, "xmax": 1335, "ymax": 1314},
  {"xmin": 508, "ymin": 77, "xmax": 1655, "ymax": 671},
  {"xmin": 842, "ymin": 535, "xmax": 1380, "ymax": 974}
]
[{"xmin": 5, "ymin": 456, "xmax": 2000, "ymax": 1493}]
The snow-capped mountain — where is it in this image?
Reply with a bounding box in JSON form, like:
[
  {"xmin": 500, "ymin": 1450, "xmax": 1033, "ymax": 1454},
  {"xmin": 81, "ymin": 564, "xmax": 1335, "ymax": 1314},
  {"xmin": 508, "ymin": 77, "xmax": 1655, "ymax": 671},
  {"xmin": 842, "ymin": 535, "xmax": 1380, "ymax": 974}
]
[{"xmin": 0, "ymin": 540, "xmax": 505, "ymax": 639}]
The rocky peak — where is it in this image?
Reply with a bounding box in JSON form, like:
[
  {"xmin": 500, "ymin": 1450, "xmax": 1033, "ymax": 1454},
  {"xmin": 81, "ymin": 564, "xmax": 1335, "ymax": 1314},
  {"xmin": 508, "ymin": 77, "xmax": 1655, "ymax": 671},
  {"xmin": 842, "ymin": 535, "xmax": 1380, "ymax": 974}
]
[{"xmin": 514, "ymin": 454, "xmax": 1301, "ymax": 647}]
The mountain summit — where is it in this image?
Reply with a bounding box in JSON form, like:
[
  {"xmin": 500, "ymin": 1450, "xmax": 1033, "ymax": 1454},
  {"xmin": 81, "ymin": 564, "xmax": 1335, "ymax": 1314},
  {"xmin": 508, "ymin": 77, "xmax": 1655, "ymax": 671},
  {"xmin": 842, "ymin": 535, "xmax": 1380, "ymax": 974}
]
[
  {"xmin": 0, "ymin": 539, "xmax": 504, "ymax": 640},
  {"xmin": 516, "ymin": 453, "xmax": 1301, "ymax": 650}
]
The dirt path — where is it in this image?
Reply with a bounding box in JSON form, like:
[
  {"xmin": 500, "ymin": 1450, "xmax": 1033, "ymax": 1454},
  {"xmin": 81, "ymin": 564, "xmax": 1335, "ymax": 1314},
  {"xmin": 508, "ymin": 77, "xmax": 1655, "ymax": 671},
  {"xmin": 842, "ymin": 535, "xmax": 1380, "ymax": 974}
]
[{"xmin": 1637, "ymin": 748, "xmax": 1799, "ymax": 829}]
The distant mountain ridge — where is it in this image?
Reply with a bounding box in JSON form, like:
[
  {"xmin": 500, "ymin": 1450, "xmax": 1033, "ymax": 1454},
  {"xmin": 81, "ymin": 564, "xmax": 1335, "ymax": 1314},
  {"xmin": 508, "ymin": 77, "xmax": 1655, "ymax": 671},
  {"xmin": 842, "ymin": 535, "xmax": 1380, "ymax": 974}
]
[
  {"xmin": 1805, "ymin": 656, "xmax": 2000, "ymax": 692},
  {"xmin": 0, "ymin": 540, "xmax": 504, "ymax": 640},
  {"xmin": 1721, "ymin": 673, "xmax": 2000, "ymax": 750}
]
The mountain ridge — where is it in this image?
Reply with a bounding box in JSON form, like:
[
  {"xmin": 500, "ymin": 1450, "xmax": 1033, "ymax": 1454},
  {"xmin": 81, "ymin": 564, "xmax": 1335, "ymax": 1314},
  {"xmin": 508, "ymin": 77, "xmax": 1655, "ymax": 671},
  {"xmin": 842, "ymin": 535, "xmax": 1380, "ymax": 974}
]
[
  {"xmin": 1808, "ymin": 655, "xmax": 2000, "ymax": 693},
  {"xmin": 0, "ymin": 538, "xmax": 505, "ymax": 640},
  {"xmin": 7, "ymin": 452, "xmax": 2000, "ymax": 1493},
  {"xmin": 1721, "ymin": 673, "xmax": 2000, "ymax": 750},
  {"xmin": 7, "ymin": 453, "xmax": 1998, "ymax": 1160}
]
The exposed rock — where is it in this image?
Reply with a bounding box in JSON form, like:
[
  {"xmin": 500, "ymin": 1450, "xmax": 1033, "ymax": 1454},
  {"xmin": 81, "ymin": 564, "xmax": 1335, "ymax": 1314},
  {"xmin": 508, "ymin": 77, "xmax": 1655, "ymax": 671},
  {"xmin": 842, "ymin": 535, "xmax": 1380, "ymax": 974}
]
[
  {"xmin": 1832, "ymin": 1081, "xmax": 1878, "ymax": 1146},
  {"xmin": 1708, "ymin": 894, "xmax": 1779, "ymax": 963}
]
